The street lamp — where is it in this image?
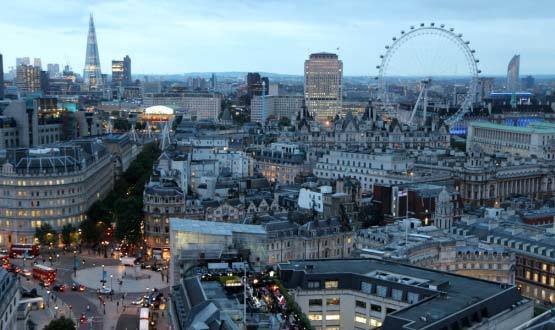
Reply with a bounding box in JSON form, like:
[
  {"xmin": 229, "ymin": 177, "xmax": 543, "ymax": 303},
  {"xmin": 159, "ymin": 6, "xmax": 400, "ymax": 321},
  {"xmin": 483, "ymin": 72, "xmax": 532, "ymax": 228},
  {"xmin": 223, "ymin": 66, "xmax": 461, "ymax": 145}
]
[{"xmin": 73, "ymin": 250, "xmax": 77, "ymax": 277}]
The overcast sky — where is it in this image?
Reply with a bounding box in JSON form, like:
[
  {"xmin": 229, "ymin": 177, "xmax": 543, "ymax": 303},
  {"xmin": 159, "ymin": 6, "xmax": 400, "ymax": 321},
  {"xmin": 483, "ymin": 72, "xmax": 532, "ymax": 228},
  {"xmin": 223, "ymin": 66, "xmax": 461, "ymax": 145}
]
[{"xmin": 1, "ymin": 0, "xmax": 553, "ymax": 76}]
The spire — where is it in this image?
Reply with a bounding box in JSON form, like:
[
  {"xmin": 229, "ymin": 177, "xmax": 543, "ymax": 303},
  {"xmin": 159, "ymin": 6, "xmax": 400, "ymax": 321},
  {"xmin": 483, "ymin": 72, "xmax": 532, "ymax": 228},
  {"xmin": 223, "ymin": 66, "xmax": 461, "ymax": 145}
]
[{"xmin": 84, "ymin": 13, "xmax": 102, "ymax": 89}]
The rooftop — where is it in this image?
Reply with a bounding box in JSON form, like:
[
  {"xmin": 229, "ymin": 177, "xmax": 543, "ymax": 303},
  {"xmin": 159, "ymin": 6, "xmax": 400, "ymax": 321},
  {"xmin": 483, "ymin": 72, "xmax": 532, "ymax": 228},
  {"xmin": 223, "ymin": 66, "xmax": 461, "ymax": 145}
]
[
  {"xmin": 469, "ymin": 121, "xmax": 555, "ymax": 134},
  {"xmin": 279, "ymin": 258, "xmax": 526, "ymax": 330},
  {"xmin": 170, "ymin": 218, "xmax": 266, "ymax": 236}
]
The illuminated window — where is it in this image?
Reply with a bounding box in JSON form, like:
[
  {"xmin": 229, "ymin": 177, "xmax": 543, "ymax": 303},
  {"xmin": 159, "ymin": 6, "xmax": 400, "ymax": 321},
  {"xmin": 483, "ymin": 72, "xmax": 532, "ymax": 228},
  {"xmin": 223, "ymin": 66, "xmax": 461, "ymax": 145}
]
[
  {"xmin": 369, "ymin": 318, "xmax": 382, "ymax": 327},
  {"xmin": 325, "ymin": 280, "xmax": 338, "ymax": 289},
  {"xmin": 308, "ymin": 314, "xmax": 322, "ymax": 321},
  {"xmin": 326, "ymin": 298, "xmax": 340, "ymax": 306},
  {"xmin": 355, "ymin": 316, "xmax": 367, "ymax": 324},
  {"xmin": 325, "ymin": 314, "xmax": 340, "ymax": 321}
]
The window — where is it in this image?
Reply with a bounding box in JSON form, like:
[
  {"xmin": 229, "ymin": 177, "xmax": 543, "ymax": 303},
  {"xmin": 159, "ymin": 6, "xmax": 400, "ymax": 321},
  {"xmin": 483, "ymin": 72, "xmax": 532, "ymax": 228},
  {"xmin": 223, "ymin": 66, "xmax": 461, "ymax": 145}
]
[
  {"xmin": 386, "ymin": 308, "xmax": 396, "ymax": 314},
  {"xmin": 325, "ymin": 280, "xmax": 338, "ymax": 289},
  {"xmin": 369, "ymin": 318, "xmax": 383, "ymax": 327},
  {"xmin": 391, "ymin": 289, "xmax": 403, "ymax": 301},
  {"xmin": 356, "ymin": 300, "xmax": 366, "ymax": 309},
  {"xmin": 308, "ymin": 314, "xmax": 322, "ymax": 321},
  {"xmin": 326, "ymin": 314, "xmax": 340, "ymax": 321},
  {"xmin": 371, "ymin": 304, "xmax": 382, "ymax": 312},
  {"xmin": 309, "ymin": 299, "xmax": 322, "ymax": 306},
  {"xmin": 355, "ymin": 315, "xmax": 367, "ymax": 324},
  {"xmin": 326, "ymin": 298, "xmax": 340, "ymax": 306},
  {"xmin": 308, "ymin": 281, "xmax": 320, "ymax": 289}
]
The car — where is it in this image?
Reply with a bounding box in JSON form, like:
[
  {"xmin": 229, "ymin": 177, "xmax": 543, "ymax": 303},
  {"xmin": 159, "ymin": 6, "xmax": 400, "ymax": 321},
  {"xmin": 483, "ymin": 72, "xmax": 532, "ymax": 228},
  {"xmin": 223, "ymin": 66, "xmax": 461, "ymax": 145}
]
[
  {"xmin": 71, "ymin": 282, "xmax": 86, "ymax": 292},
  {"xmin": 8, "ymin": 265, "xmax": 20, "ymax": 274},
  {"xmin": 21, "ymin": 288, "xmax": 39, "ymax": 298},
  {"xmin": 20, "ymin": 269, "xmax": 32, "ymax": 277},
  {"xmin": 52, "ymin": 284, "xmax": 65, "ymax": 292},
  {"xmin": 131, "ymin": 296, "xmax": 145, "ymax": 305},
  {"xmin": 98, "ymin": 286, "xmax": 113, "ymax": 295},
  {"xmin": 79, "ymin": 313, "xmax": 87, "ymax": 324}
]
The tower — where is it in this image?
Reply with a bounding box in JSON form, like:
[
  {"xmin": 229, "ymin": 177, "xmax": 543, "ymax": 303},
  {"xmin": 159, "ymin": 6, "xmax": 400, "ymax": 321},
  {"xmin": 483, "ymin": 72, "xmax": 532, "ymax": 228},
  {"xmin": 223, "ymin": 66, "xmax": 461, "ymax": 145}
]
[
  {"xmin": 304, "ymin": 52, "xmax": 343, "ymax": 122},
  {"xmin": 83, "ymin": 14, "xmax": 102, "ymax": 89},
  {"xmin": 506, "ymin": 55, "xmax": 520, "ymax": 92},
  {"xmin": 434, "ymin": 187, "xmax": 454, "ymax": 230}
]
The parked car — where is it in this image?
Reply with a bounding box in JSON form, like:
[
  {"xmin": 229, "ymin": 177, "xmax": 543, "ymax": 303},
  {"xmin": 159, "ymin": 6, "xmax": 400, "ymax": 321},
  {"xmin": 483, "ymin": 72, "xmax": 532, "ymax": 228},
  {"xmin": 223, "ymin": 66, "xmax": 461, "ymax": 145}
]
[{"xmin": 20, "ymin": 269, "xmax": 32, "ymax": 278}]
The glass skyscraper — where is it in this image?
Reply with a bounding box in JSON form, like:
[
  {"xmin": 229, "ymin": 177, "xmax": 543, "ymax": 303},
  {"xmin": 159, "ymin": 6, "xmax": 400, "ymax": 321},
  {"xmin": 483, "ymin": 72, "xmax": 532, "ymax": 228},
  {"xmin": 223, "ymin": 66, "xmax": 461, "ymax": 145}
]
[
  {"xmin": 83, "ymin": 14, "xmax": 102, "ymax": 89},
  {"xmin": 506, "ymin": 54, "xmax": 520, "ymax": 92}
]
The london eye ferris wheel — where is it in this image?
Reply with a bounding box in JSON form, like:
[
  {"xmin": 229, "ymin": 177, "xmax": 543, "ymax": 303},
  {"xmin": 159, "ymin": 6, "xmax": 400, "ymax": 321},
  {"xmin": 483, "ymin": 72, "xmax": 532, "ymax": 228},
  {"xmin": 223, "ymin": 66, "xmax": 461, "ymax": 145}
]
[{"xmin": 375, "ymin": 23, "xmax": 481, "ymax": 126}]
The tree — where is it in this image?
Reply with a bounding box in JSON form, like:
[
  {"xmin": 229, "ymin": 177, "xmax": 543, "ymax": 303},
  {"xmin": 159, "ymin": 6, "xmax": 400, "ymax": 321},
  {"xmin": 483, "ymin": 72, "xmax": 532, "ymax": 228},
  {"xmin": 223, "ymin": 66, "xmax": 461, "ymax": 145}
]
[
  {"xmin": 278, "ymin": 117, "xmax": 291, "ymax": 127},
  {"xmin": 35, "ymin": 223, "xmax": 56, "ymax": 246},
  {"xmin": 61, "ymin": 224, "xmax": 76, "ymax": 247},
  {"xmin": 44, "ymin": 316, "xmax": 76, "ymax": 330},
  {"xmin": 113, "ymin": 118, "xmax": 131, "ymax": 131}
]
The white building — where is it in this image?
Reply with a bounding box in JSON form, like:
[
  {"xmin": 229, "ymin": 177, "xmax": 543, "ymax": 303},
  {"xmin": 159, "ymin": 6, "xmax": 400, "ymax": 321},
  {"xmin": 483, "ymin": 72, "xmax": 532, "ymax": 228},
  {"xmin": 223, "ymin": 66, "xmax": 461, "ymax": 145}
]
[
  {"xmin": 314, "ymin": 150, "xmax": 413, "ymax": 191},
  {"xmin": 467, "ymin": 121, "xmax": 555, "ymax": 160},
  {"xmin": 251, "ymin": 95, "xmax": 304, "ymax": 123},
  {"xmin": 298, "ymin": 185, "xmax": 332, "ymax": 212},
  {"xmin": 143, "ymin": 93, "xmax": 221, "ymax": 121}
]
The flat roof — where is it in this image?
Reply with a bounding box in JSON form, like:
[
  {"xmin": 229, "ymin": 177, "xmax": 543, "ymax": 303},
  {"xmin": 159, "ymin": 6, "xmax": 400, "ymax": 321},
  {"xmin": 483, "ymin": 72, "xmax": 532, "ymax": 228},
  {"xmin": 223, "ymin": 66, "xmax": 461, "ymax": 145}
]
[
  {"xmin": 170, "ymin": 218, "xmax": 266, "ymax": 236},
  {"xmin": 469, "ymin": 121, "xmax": 555, "ymax": 134},
  {"xmin": 279, "ymin": 258, "xmax": 523, "ymax": 329}
]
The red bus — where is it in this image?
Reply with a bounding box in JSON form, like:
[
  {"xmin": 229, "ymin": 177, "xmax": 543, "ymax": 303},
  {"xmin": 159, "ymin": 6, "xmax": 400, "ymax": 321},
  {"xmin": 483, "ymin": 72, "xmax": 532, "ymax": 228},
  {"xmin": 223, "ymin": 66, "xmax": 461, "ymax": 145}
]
[
  {"xmin": 32, "ymin": 264, "xmax": 56, "ymax": 286},
  {"xmin": 0, "ymin": 254, "xmax": 9, "ymax": 269},
  {"xmin": 9, "ymin": 244, "xmax": 39, "ymax": 258}
]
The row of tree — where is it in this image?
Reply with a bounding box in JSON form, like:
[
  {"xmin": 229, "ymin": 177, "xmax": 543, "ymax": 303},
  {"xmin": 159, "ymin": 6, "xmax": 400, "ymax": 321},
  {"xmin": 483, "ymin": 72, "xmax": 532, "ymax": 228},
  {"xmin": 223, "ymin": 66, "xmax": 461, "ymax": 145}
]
[
  {"xmin": 80, "ymin": 143, "xmax": 161, "ymax": 246},
  {"xmin": 35, "ymin": 223, "xmax": 79, "ymax": 247}
]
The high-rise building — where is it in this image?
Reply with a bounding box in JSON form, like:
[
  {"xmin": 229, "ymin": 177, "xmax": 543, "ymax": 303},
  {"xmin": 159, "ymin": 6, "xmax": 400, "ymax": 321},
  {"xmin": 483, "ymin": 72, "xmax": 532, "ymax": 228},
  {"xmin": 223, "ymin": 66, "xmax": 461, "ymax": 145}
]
[
  {"xmin": 47, "ymin": 63, "xmax": 60, "ymax": 78},
  {"xmin": 0, "ymin": 53, "xmax": 4, "ymax": 99},
  {"xmin": 15, "ymin": 64, "xmax": 41, "ymax": 94},
  {"xmin": 123, "ymin": 55, "xmax": 131, "ymax": 85},
  {"xmin": 83, "ymin": 14, "xmax": 102, "ymax": 89},
  {"xmin": 33, "ymin": 58, "xmax": 42, "ymax": 69},
  {"xmin": 16, "ymin": 57, "xmax": 30, "ymax": 66},
  {"xmin": 111, "ymin": 55, "xmax": 131, "ymax": 87},
  {"xmin": 304, "ymin": 52, "xmax": 343, "ymax": 121},
  {"xmin": 111, "ymin": 60, "xmax": 124, "ymax": 86},
  {"xmin": 246, "ymin": 72, "xmax": 269, "ymax": 97},
  {"xmin": 506, "ymin": 54, "xmax": 520, "ymax": 92}
]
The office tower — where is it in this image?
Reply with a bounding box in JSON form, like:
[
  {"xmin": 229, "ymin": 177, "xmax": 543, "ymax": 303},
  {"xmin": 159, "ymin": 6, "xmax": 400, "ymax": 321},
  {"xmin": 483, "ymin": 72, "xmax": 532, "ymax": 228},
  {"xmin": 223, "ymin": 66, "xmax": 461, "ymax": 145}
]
[
  {"xmin": 0, "ymin": 53, "xmax": 4, "ymax": 99},
  {"xmin": 210, "ymin": 73, "xmax": 216, "ymax": 90},
  {"xmin": 506, "ymin": 54, "xmax": 520, "ymax": 92},
  {"xmin": 111, "ymin": 60, "xmax": 124, "ymax": 86},
  {"xmin": 304, "ymin": 52, "xmax": 343, "ymax": 121},
  {"xmin": 246, "ymin": 72, "xmax": 269, "ymax": 97},
  {"xmin": 47, "ymin": 63, "xmax": 60, "ymax": 78},
  {"xmin": 83, "ymin": 14, "xmax": 102, "ymax": 89},
  {"xmin": 477, "ymin": 77, "xmax": 495, "ymax": 102},
  {"xmin": 123, "ymin": 55, "xmax": 131, "ymax": 85},
  {"xmin": 16, "ymin": 64, "xmax": 41, "ymax": 94},
  {"xmin": 16, "ymin": 57, "xmax": 30, "ymax": 66},
  {"xmin": 33, "ymin": 58, "xmax": 42, "ymax": 69}
]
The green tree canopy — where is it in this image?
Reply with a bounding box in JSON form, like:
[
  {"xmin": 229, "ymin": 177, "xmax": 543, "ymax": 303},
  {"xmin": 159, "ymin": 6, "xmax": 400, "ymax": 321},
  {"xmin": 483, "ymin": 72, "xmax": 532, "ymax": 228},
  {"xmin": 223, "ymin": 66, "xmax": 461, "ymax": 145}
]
[
  {"xmin": 35, "ymin": 223, "xmax": 56, "ymax": 246},
  {"xmin": 44, "ymin": 316, "xmax": 76, "ymax": 330}
]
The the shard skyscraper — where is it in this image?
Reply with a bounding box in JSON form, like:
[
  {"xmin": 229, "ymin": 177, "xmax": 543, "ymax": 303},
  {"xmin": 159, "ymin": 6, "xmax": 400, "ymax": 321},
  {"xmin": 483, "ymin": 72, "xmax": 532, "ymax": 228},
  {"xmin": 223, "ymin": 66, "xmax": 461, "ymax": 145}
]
[{"xmin": 83, "ymin": 14, "xmax": 102, "ymax": 89}]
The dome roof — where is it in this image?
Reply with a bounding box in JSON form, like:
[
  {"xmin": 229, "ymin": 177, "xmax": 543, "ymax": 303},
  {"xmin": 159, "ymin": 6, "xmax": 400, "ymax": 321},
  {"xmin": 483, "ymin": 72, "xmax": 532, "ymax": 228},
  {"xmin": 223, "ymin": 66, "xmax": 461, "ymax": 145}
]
[{"xmin": 144, "ymin": 105, "xmax": 174, "ymax": 115}]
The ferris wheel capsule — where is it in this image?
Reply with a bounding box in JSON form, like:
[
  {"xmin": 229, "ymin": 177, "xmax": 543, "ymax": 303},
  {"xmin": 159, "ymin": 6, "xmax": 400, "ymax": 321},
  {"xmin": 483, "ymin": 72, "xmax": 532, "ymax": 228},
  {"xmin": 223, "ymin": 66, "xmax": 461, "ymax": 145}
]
[
  {"xmin": 385, "ymin": 45, "xmax": 390, "ymax": 49},
  {"xmin": 420, "ymin": 23, "xmax": 425, "ymax": 27},
  {"xmin": 401, "ymin": 30, "xmax": 405, "ymax": 34},
  {"xmin": 440, "ymin": 24, "xmax": 445, "ymax": 28},
  {"xmin": 430, "ymin": 22, "xmax": 435, "ymax": 27},
  {"xmin": 410, "ymin": 26, "xmax": 415, "ymax": 29},
  {"xmin": 449, "ymin": 28, "xmax": 454, "ymax": 32},
  {"xmin": 471, "ymin": 50, "xmax": 476, "ymax": 53},
  {"xmin": 392, "ymin": 37, "xmax": 397, "ymax": 41},
  {"xmin": 478, "ymin": 70, "xmax": 482, "ymax": 74},
  {"xmin": 380, "ymin": 55, "xmax": 384, "ymax": 58},
  {"xmin": 376, "ymin": 65, "xmax": 381, "ymax": 69},
  {"xmin": 457, "ymin": 33, "xmax": 463, "ymax": 38},
  {"xmin": 475, "ymin": 59, "xmax": 480, "ymax": 63},
  {"xmin": 465, "ymin": 41, "xmax": 470, "ymax": 44}
]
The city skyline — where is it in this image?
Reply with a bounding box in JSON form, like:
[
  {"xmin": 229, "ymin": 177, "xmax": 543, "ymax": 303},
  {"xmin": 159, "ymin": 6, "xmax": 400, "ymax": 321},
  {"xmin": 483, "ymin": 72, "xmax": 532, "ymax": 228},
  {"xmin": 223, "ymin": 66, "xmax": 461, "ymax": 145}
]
[{"xmin": 1, "ymin": 0, "xmax": 554, "ymax": 76}]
